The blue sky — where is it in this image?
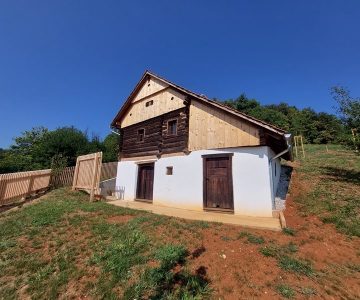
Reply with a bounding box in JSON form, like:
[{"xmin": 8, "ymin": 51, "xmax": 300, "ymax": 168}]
[{"xmin": 1, "ymin": 0, "xmax": 359, "ymax": 148}]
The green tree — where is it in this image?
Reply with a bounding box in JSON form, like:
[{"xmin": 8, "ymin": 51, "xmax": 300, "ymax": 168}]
[
  {"xmin": 222, "ymin": 94, "xmax": 346, "ymax": 144},
  {"xmin": 224, "ymin": 93, "xmax": 261, "ymax": 114},
  {"xmin": 331, "ymin": 86, "xmax": 360, "ymax": 150},
  {"xmin": 34, "ymin": 127, "xmax": 90, "ymax": 167},
  {"xmin": 102, "ymin": 133, "xmax": 120, "ymax": 162},
  {"xmin": 331, "ymin": 86, "xmax": 360, "ymax": 130},
  {"xmin": 9, "ymin": 126, "xmax": 48, "ymax": 170}
]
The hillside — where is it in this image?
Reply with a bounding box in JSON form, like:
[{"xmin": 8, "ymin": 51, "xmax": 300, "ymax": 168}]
[{"xmin": 0, "ymin": 144, "xmax": 359, "ymax": 299}]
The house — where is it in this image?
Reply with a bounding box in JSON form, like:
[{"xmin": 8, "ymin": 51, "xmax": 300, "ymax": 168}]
[{"xmin": 111, "ymin": 71, "xmax": 292, "ymax": 218}]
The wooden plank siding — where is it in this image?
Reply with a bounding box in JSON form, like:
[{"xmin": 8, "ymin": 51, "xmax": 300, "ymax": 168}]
[
  {"xmin": 188, "ymin": 100, "xmax": 260, "ymax": 151},
  {"xmin": 120, "ymin": 88, "xmax": 186, "ymax": 128},
  {"xmin": 120, "ymin": 107, "xmax": 189, "ymax": 158},
  {"xmin": 133, "ymin": 77, "xmax": 168, "ymax": 102}
]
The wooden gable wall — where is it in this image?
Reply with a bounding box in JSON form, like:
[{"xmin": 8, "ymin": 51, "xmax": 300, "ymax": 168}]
[
  {"xmin": 188, "ymin": 100, "xmax": 260, "ymax": 151},
  {"xmin": 120, "ymin": 85, "xmax": 186, "ymax": 128},
  {"xmin": 133, "ymin": 77, "xmax": 168, "ymax": 102}
]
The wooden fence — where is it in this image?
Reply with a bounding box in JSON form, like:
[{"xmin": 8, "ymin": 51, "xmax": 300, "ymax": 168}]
[
  {"xmin": 100, "ymin": 162, "xmax": 118, "ymax": 181},
  {"xmin": 0, "ymin": 156, "xmax": 118, "ymax": 206},
  {"xmin": 50, "ymin": 166, "xmax": 75, "ymax": 187},
  {"xmin": 72, "ymin": 152, "xmax": 102, "ymax": 201},
  {"xmin": 0, "ymin": 169, "xmax": 52, "ymax": 206}
]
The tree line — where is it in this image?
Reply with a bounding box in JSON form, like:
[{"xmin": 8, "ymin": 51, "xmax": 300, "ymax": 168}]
[
  {"xmin": 0, "ymin": 127, "xmax": 119, "ymax": 174},
  {"xmin": 221, "ymin": 86, "xmax": 359, "ymax": 147}
]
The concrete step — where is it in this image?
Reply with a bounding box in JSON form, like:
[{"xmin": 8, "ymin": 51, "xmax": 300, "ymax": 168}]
[{"xmin": 106, "ymin": 198, "xmax": 281, "ymax": 231}]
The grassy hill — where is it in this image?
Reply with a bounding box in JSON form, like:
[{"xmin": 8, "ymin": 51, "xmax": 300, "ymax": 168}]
[
  {"xmin": 291, "ymin": 144, "xmax": 359, "ymax": 237},
  {"xmin": 0, "ymin": 144, "xmax": 359, "ymax": 299}
]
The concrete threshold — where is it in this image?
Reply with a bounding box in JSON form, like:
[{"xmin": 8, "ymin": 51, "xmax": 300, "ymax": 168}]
[{"xmin": 106, "ymin": 198, "xmax": 281, "ymax": 231}]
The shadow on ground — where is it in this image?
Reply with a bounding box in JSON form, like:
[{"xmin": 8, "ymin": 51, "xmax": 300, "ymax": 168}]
[{"xmin": 320, "ymin": 166, "xmax": 360, "ymax": 184}]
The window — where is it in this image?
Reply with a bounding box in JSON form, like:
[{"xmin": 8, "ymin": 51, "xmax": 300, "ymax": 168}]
[
  {"xmin": 274, "ymin": 162, "xmax": 277, "ymax": 177},
  {"xmin": 167, "ymin": 119, "xmax": 177, "ymax": 135},
  {"xmin": 166, "ymin": 166, "xmax": 173, "ymax": 175},
  {"xmin": 137, "ymin": 129, "xmax": 145, "ymax": 142},
  {"xmin": 145, "ymin": 100, "xmax": 153, "ymax": 107}
]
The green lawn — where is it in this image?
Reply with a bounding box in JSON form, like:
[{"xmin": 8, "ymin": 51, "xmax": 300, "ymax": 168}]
[
  {"xmin": 293, "ymin": 144, "xmax": 360, "ymax": 237},
  {"xmin": 0, "ymin": 189, "xmax": 211, "ymax": 299}
]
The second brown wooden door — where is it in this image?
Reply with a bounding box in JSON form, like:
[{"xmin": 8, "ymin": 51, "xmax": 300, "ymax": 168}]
[
  {"xmin": 203, "ymin": 155, "xmax": 234, "ymax": 211},
  {"xmin": 136, "ymin": 163, "xmax": 154, "ymax": 201}
]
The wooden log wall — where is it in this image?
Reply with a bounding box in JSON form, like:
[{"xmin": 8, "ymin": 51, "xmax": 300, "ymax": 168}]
[{"xmin": 120, "ymin": 107, "xmax": 189, "ymax": 158}]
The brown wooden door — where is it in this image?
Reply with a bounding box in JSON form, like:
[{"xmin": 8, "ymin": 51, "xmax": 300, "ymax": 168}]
[
  {"xmin": 136, "ymin": 163, "xmax": 154, "ymax": 201},
  {"xmin": 203, "ymin": 154, "xmax": 233, "ymax": 210}
]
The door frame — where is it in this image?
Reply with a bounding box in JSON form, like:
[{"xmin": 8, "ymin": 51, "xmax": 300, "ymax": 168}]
[
  {"xmin": 202, "ymin": 153, "xmax": 234, "ymax": 212},
  {"xmin": 135, "ymin": 162, "xmax": 155, "ymax": 203}
]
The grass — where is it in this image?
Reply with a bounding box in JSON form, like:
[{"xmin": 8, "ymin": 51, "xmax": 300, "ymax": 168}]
[
  {"xmin": 278, "ymin": 256, "xmax": 313, "ymax": 276},
  {"xmin": 0, "ymin": 144, "xmax": 358, "ymax": 298},
  {"xmin": 276, "ymin": 284, "xmax": 295, "ymax": 298},
  {"xmin": 238, "ymin": 231, "xmax": 265, "ymax": 244},
  {"xmin": 293, "ymin": 144, "xmax": 360, "ymax": 237},
  {"xmin": 124, "ymin": 244, "xmax": 210, "ymax": 299},
  {"xmin": 282, "ymin": 227, "xmax": 296, "ymax": 236},
  {"xmin": 0, "ymin": 188, "xmax": 210, "ymax": 299},
  {"xmin": 259, "ymin": 242, "xmax": 312, "ymax": 276}
]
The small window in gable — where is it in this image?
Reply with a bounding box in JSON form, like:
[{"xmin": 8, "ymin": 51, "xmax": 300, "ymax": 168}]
[
  {"xmin": 167, "ymin": 119, "xmax": 177, "ymax": 135},
  {"xmin": 145, "ymin": 100, "xmax": 153, "ymax": 107},
  {"xmin": 137, "ymin": 129, "xmax": 145, "ymax": 142}
]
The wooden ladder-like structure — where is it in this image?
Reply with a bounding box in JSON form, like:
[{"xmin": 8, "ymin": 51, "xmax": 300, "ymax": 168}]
[{"xmin": 293, "ymin": 135, "xmax": 305, "ymax": 159}]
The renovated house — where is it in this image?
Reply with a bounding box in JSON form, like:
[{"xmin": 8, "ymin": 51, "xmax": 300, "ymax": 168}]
[{"xmin": 111, "ymin": 71, "xmax": 292, "ymax": 217}]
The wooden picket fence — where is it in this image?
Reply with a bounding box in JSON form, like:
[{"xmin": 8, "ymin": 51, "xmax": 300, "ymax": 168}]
[
  {"xmin": 0, "ymin": 154, "xmax": 118, "ymax": 207},
  {"xmin": 100, "ymin": 162, "xmax": 118, "ymax": 181},
  {"xmin": 50, "ymin": 166, "xmax": 75, "ymax": 187},
  {"xmin": 0, "ymin": 169, "xmax": 52, "ymax": 206}
]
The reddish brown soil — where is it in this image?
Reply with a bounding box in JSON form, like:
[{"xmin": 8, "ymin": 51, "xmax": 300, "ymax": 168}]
[
  {"xmin": 178, "ymin": 171, "xmax": 360, "ymax": 299},
  {"xmin": 107, "ymin": 215, "xmax": 135, "ymax": 224},
  {"xmin": 9, "ymin": 171, "xmax": 359, "ymax": 299}
]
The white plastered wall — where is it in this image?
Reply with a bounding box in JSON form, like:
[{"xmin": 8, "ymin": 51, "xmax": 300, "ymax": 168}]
[{"xmin": 115, "ymin": 146, "xmax": 275, "ymax": 217}]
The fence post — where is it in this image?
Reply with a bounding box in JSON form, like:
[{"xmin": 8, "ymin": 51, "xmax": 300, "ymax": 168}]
[
  {"xmin": 72, "ymin": 157, "xmax": 80, "ymax": 191},
  {"xmin": 90, "ymin": 152, "xmax": 99, "ymax": 201}
]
